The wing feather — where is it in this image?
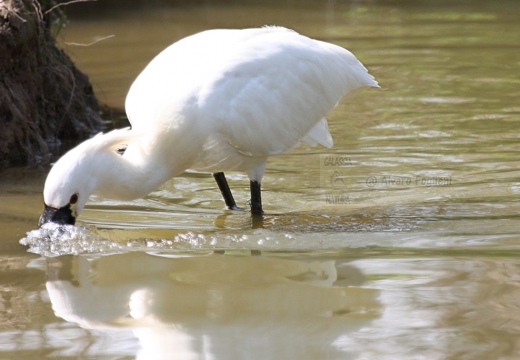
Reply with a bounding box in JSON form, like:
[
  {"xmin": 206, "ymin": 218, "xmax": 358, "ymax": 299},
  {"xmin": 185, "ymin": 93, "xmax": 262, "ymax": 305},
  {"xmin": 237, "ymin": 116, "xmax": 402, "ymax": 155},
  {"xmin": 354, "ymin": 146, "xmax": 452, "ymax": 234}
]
[{"xmin": 197, "ymin": 28, "xmax": 377, "ymax": 156}]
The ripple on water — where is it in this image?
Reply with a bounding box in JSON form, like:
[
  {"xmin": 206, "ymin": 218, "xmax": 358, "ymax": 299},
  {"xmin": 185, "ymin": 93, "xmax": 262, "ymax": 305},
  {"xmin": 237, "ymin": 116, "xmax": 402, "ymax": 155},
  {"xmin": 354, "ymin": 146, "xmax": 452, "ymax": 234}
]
[{"xmin": 19, "ymin": 210, "xmax": 419, "ymax": 257}]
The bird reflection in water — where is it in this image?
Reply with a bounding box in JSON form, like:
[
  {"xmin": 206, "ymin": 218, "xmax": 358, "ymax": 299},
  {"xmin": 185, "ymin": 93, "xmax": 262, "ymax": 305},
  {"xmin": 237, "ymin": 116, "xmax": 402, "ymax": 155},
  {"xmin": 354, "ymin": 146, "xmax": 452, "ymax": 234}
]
[{"xmin": 45, "ymin": 252, "xmax": 380, "ymax": 359}]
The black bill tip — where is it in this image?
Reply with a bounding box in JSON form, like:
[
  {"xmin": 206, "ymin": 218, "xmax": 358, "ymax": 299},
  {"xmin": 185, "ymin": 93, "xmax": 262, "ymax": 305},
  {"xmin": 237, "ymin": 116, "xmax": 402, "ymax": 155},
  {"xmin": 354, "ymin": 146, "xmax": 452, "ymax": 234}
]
[{"xmin": 38, "ymin": 203, "xmax": 76, "ymax": 228}]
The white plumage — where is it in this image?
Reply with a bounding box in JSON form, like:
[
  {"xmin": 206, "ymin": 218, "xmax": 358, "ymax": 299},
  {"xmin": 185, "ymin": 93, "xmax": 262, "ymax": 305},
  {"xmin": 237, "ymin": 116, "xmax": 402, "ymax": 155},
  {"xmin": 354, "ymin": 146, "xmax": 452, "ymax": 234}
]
[{"xmin": 39, "ymin": 27, "xmax": 379, "ymax": 226}]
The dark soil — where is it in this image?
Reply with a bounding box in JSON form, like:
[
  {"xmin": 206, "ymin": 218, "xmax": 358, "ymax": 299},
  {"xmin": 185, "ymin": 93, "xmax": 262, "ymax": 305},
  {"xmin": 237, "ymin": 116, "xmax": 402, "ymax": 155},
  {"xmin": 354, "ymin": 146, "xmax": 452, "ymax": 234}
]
[{"xmin": 0, "ymin": 0, "xmax": 105, "ymax": 168}]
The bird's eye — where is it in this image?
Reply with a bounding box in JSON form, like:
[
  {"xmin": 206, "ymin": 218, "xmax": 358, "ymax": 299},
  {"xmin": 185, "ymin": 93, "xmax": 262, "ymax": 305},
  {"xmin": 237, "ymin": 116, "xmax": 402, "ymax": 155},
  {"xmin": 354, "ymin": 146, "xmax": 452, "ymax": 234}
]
[{"xmin": 70, "ymin": 193, "xmax": 79, "ymax": 205}]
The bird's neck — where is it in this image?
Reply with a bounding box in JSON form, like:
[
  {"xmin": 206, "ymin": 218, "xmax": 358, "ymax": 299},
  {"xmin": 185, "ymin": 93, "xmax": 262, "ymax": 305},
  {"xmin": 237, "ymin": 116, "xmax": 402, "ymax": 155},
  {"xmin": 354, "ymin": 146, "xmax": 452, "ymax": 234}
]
[{"xmin": 92, "ymin": 129, "xmax": 198, "ymax": 201}]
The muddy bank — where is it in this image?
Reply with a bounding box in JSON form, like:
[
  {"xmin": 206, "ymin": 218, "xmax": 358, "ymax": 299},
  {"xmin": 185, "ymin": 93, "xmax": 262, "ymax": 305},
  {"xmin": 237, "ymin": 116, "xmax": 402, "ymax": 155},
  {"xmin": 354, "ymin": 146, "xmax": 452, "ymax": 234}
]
[{"xmin": 0, "ymin": 0, "xmax": 104, "ymax": 167}]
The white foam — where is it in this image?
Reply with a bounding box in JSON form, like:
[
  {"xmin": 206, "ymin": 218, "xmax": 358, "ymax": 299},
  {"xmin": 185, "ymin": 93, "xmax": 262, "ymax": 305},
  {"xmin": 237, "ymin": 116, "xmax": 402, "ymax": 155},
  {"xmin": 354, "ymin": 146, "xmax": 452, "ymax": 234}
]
[
  {"xmin": 20, "ymin": 223, "xmax": 125, "ymax": 257},
  {"xmin": 19, "ymin": 223, "xmax": 284, "ymax": 257}
]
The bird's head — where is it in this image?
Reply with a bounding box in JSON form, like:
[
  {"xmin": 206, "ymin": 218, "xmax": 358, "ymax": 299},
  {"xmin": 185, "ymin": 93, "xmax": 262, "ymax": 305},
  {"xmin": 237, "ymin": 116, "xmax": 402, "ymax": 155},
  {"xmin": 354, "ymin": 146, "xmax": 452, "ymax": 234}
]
[
  {"xmin": 39, "ymin": 128, "xmax": 132, "ymax": 227},
  {"xmin": 38, "ymin": 142, "xmax": 97, "ymax": 227}
]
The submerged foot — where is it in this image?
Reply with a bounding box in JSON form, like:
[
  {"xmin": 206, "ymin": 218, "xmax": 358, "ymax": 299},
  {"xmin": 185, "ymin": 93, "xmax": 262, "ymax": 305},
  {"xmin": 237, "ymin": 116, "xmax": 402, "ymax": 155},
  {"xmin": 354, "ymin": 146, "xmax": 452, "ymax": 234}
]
[{"xmin": 251, "ymin": 212, "xmax": 264, "ymax": 229}]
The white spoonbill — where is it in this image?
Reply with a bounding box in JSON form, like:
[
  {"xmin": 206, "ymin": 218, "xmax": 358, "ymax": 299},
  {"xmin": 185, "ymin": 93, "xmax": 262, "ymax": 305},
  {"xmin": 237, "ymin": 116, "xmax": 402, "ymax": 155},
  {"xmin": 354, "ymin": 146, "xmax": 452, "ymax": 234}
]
[{"xmin": 38, "ymin": 26, "xmax": 379, "ymax": 227}]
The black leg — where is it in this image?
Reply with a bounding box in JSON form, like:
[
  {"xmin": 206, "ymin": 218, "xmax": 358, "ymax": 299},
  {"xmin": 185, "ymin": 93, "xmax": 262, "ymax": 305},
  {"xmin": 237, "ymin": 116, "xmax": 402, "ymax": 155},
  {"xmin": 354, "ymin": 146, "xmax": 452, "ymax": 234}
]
[
  {"xmin": 213, "ymin": 172, "xmax": 240, "ymax": 210},
  {"xmin": 250, "ymin": 180, "xmax": 264, "ymax": 215}
]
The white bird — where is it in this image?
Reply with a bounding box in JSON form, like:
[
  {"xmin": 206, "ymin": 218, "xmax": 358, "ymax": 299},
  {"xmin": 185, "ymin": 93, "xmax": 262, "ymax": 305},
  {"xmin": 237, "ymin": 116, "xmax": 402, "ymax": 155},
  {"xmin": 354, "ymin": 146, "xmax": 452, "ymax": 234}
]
[{"xmin": 39, "ymin": 26, "xmax": 379, "ymax": 227}]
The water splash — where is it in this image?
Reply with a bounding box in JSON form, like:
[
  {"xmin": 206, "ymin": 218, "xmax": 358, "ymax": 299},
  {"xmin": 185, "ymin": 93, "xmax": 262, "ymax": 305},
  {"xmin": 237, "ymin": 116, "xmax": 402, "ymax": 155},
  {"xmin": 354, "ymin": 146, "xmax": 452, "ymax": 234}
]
[
  {"xmin": 21, "ymin": 211, "xmax": 424, "ymax": 257},
  {"xmin": 20, "ymin": 223, "xmax": 125, "ymax": 257},
  {"xmin": 19, "ymin": 223, "xmax": 295, "ymax": 257}
]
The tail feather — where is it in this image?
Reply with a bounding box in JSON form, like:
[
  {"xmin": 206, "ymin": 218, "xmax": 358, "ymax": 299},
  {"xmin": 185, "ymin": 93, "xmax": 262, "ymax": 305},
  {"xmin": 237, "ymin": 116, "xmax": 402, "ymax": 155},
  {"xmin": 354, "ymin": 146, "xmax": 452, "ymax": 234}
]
[{"xmin": 302, "ymin": 118, "xmax": 333, "ymax": 148}]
